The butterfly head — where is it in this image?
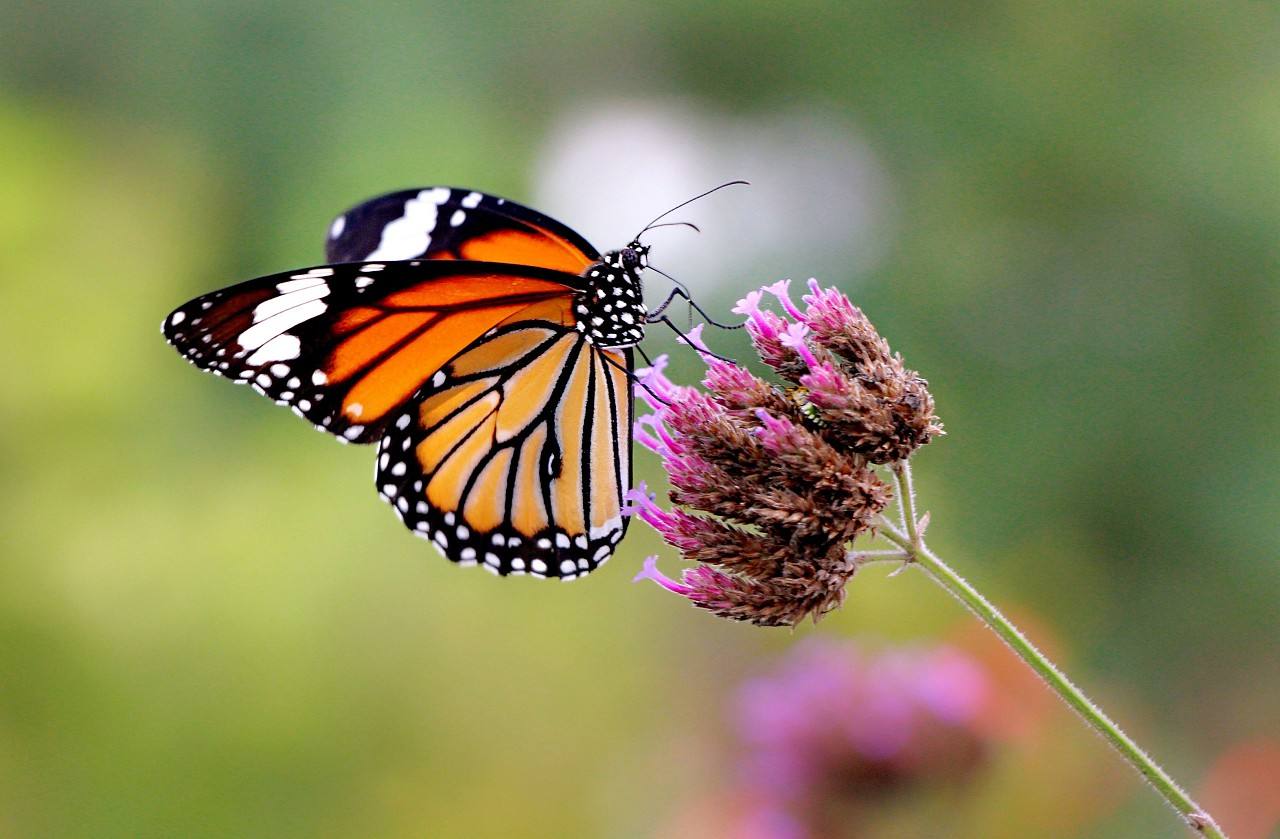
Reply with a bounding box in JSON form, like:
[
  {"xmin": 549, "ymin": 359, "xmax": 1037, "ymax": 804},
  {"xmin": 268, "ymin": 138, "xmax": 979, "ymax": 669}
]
[
  {"xmin": 621, "ymin": 242, "xmax": 650, "ymax": 270},
  {"xmin": 600, "ymin": 242, "xmax": 650, "ymax": 273}
]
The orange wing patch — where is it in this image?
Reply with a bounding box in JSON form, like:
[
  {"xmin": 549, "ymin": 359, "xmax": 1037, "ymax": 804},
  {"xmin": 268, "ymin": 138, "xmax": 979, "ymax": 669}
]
[
  {"xmin": 456, "ymin": 229, "xmax": 595, "ymax": 274},
  {"xmin": 496, "ymin": 337, "xmax": 576, "ymax": 441},
  {"xmin": 382, "ymin": 274, "xmax": 571, "ymax": 307},
  {"xmin": 463, "ymin": 448, "xmax": 514, "ymax": 532},
  {"xmin": 300, "ymin": 272, "xmax": 576, "ymax": 431},
  {"xmin": 332, "ymin": 306, "xmax": 383, "ymax": 335},
  {"xmin": 329, "ymin": 312, "xmax": 436, "ymax": 380},
  {"xmin": 551, "ymin": 346, "xmax": 592, "ymax": 534},
  {"xmin": 424, "ymin": 395, "xmax": 498, "ymax": 511},
  {"xmin": 590, "ymin": 349, "xmax": 630, "ymax": 530},
  {"xmin": 339, "ymin": 302, "xmax": 531, "ymax": 422},
  {"xmin": 511, "ymin": 425, "xmax": 550, "ymax": 536},
  {"xmin": 373, "ymin": 322, "xmax": 632, "ymax": 580}
]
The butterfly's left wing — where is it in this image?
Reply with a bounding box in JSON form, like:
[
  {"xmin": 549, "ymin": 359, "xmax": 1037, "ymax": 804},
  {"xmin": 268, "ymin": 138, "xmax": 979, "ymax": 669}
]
[
  {"xmin": 375, "ymin": 300, "xmax": 633, "ymax": 580},
  {"xmin": 325, "ymin": 186, "xmax": 599, "ymax": 274},
  {"xmin": 163, "ymin": 260, "xmax": 583, "ymax": 443}
]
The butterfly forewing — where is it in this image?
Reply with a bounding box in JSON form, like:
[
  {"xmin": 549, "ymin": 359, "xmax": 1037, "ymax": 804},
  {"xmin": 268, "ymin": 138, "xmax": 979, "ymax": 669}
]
[
  {"xmin": 163, "ymin": 261, "xmax": 582, "ymax": 443},
  {"xmin": 326, "ymin": 187, "xmax": 599, "ymax": 274}
]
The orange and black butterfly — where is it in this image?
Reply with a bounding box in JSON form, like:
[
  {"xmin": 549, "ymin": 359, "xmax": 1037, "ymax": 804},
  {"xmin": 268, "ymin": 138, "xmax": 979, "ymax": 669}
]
[{"xmin": 163, "ymin": 187, "xmax": 664, "ymax": 580}]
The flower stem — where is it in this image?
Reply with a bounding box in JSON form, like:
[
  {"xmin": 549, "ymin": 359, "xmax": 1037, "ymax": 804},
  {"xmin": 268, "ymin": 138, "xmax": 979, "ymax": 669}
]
[{"xmin": 877, "ymin": 461, "xmax": 1228, "ymax": 838}]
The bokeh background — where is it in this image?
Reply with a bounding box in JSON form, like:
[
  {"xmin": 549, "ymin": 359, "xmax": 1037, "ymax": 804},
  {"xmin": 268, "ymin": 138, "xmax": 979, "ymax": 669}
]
[{"xmin": 3, "ymin": 3, "xmax": 1278, "ymax": 837}]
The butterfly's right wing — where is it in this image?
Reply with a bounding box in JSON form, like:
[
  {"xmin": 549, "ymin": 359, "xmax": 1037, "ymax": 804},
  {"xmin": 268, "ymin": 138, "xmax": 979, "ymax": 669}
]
[
  {"xmin": 375, "ymin": 300, "xmax": 633, "ymax": 580},
  {"xmin": 326, "ymin": 187, "xmax": 600, "ymax": 273}
]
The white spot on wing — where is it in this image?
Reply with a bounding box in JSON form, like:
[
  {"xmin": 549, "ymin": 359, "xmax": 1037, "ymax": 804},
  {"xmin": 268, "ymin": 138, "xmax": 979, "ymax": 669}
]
[
  {"xmin": 276, "ymin": 277, "xmax": 326, "ymax": 293},
  {"xmin": 253, "ymin": 285, "xmax": 330, "ymax": 323},
  {"xmin": 366, "ymin": 187, "xmax": 451, "ymax": 260},
  {"xmin": 293, "ymin": 267, "xmax": 334, "ymax": 279},
  {"xmin": 589, "ymin": 516, "xmax": 623, "ymax": 540},
  {"xmin": 461, "ymin": 191, "xmax": 482, "ymax": 208},
  {"xmin": 238, "ymin": 299, "xmax": 327, "ymax": 350}
]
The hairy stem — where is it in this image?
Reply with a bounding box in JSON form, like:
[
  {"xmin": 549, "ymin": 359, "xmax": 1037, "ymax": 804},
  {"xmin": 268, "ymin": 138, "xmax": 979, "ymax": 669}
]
[{"xmin": 876, "ymin": 461, "xmax": 1227, "ymax": 838}]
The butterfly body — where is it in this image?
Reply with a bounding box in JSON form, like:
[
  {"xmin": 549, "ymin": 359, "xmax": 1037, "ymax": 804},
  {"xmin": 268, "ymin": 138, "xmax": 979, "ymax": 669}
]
[
  {"xmin": 165, "ymin": 187, "xmax": 642, "ymax": 580},
  {"xmin": 574, "ymin": 245, "xmax": 649, "ymax": 348}
]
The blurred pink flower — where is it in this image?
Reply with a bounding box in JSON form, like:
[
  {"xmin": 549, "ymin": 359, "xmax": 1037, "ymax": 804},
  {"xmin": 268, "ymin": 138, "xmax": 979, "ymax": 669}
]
[{"xmin": 725, "ymin": 639, "xmax": 990, "ymax": 838}]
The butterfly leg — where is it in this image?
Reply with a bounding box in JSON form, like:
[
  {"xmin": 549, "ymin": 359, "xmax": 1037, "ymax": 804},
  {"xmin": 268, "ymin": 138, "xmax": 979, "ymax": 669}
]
[
  {"xmin": 646, "ymin": 277, "xmax": 744, "ymax": 331},
  {"xmin": 650, "ymin": 315, "xmax": 736, "ymax": 364},
  {"xmin": 601, "ymin": 350, "xmax": 674, "ymax": 407}
]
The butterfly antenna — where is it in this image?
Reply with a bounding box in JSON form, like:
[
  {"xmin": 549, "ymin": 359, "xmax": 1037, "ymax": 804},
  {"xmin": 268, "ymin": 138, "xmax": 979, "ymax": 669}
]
[
  {"xmin": 642, "ymin": 220, "xmax": 701, "ymax": 235},
  {"xmin": 634, "ymin": 180, "xmax": 749, "ymax": 239}
]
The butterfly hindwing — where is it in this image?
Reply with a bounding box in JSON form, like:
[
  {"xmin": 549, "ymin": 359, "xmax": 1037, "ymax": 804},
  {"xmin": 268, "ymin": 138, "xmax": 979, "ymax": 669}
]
[
  {"xmin": 162, "ymin": 261, "xmax": 583, "ymax": 443},
  {"xmin": 326, "ymin": 187, "xmax": 599, "ymax": 274},
  {"xmin": 375, "ymin": 301, "xmax": 633, "ymax": 579}
]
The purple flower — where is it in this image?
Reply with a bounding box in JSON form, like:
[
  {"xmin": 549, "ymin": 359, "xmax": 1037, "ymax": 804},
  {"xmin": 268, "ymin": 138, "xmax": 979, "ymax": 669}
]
[
  {"xmin": 628, "ymin": 281, "xmax": 939, "ymax": 625},
  {"xmin": 777, "ymin": 322, "xmax": 819, "ymax": 368},
  {"xmin": 730, "ymin": 639, "xmax": 990, "ymax": 837},
  {"xmin": 762, "ymin": 279, "xmax": 807, "ymax": 321}
]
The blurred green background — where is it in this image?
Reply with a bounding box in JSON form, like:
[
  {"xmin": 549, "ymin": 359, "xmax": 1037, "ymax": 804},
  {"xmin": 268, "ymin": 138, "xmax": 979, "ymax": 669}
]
[{"xmin": 2, "ymin": 3, "xmax": 1277, "ymax": 837}]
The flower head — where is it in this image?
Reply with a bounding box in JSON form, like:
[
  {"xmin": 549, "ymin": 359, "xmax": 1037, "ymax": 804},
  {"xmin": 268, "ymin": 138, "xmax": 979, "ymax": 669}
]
[
  {"xmin": 730, "ymin": 640, "xmax": 990, "ymax": 836},
  {"xmin": 630, "ymin": 280, "xmax": 940, "ymax": 625},
  {"xmin": 799, "ymin": 279, "xmax": 941, "ymax": 462}
]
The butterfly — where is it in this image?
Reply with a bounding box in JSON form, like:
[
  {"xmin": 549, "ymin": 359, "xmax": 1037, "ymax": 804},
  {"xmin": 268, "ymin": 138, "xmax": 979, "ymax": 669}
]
[{"xmin": 163, "ymin": 186, "xmax": 673, "ymax": 580}]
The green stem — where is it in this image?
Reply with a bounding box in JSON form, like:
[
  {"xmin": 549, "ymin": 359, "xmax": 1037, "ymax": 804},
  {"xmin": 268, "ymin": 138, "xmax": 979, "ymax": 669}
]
[
  {"xmin": 877, "ymin": 461, "xmax": 1227, "ymax": 839},
  {"xmin": 848, "ymin": 549, "xmax": 913, "ymax": 569}
]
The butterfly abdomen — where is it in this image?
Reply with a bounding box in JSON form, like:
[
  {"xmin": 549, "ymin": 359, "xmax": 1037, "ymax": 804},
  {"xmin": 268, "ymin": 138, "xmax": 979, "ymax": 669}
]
[{"xmin": 574, "ymin": 249, "xmax": 647, "ymax": 348}]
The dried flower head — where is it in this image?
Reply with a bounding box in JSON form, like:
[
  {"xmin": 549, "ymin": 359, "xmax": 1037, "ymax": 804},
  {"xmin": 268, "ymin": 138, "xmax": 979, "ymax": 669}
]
[{"xmin": 630, "ymin": 280, "xmax": 940, "ymax": 625}]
